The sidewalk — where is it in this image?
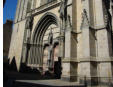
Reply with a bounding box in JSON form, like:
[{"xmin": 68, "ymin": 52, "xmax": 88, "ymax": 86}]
[{"xmin": 14, "ymin": 79, "xmax": 84, "ymax": 87}]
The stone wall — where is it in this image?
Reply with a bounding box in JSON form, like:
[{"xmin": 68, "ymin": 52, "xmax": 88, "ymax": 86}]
[{"xmin": 8, "ymin": 0, "xmax": 113, "ymax": 86}]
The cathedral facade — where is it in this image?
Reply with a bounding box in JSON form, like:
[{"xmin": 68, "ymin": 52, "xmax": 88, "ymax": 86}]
[{"xmin": 9, "ymin": 0, "xmax": 113, "ymax": 86}]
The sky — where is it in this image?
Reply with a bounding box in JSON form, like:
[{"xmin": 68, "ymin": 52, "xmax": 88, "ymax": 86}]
[{"xmin": 3, "ymin": 0, "xmax": 18, "ymax": 24}]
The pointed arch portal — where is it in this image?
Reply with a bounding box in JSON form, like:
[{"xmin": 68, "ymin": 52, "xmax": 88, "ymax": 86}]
[{"xmin": 27, "ymin": 12, "xmax": 61, "ymax": 75}]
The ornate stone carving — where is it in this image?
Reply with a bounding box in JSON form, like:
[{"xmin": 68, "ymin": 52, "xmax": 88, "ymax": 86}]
[
  {"xmin": 23, "ymin": 17, "xmax": 34, "ymax": 64},
  {"xmin": 48, "ymin": 29, "xmax": 53, "ymax": 45},
  {"xmin": 48, "ymin": 29, "xmax": 54, "ymax": 69},
  {"xmin": 80, "ymin": 9, "xmax": 89, "ymax": 29},
  {"xmin": 25, "ymin": 16, "xmax": 33, "ymax": 30},
  {"xmin": 25, "ymin": 17, "xmax": 34, "ymax": 43},
  {"xmin": 67, "ymin": 14, "xmax": 72, "ymax": 28},
  {"xmin": 102, "ymin": 0, "xmax": 113, "ymax": 31},
  {"xmin": 59, "ymin": 0, "xmax": 68, "ymax": 21}
]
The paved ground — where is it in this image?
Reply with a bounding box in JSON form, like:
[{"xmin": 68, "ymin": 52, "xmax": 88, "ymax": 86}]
[
  {"xmin": 4, "ymin": 69, "xmax": 84, "ymax": 87},
  {"xmin": 4, "ymin": 63, "xmax": 84, "ymax": 87},
  {"xmin": 15, "ymin": 79, "xmax": 84, "ymax": 87}
]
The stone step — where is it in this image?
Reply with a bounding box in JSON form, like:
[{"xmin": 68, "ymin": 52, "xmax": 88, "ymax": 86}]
[{"xmin": 13, "ymin": 79, "xmax": 85, "ymax": 87}]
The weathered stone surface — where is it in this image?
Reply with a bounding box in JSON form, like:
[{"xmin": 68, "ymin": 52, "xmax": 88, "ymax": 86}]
[{"xmin": 8, "ymin": 0, "xmax": 113, "ymax": 87}]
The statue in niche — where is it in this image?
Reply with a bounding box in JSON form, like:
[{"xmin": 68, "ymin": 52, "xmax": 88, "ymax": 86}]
[
  {"xmin": 48, "ymin": 29, "xmax": 54, "ymax": 69},
  {"xmin": 67, "ymin": 14, "xmax": 72, "ymax": 28},
  {"xmin": 24, "ymin": 17, "xmax": 33, "ymax": 64},
  {"xmin": 25, "ymin": 16, "xmax": 33, "ymax": 42},
  {"xmin": 80, "ymin": 9, "xmax": 89, "ymax": 29},
  {"xmin": 25, "ymin": 16, "xmax": 33, "ymax": 30},
  {"xmin": 103, "ymin": 0, "xmax": 113, "ymax": 50},
  {"xmin": 48, "ymin": 29, "xmax": 53, "ymax": 45},
  {"xmin": 59, "ymin": 0, "xmax": 68, "ymax": 21},
  {"xmin": 103, "ymin": 0, "xmax": 112, "ymax": 30},
  {"xmin": 59, "ymin": 0, "xmax": 68, "ymax": 37}
]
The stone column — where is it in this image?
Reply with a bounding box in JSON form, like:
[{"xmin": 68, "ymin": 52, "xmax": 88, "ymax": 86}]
[
  {"xmin": 78, "ymin": 0, "xmax": 94, "ymax": 86},
  {"xmin": 22, "ymin": 0, "xmax": 28, "ymax": 19},
  {"xmin": 15, "ymin": 0, "xmax": 21, "ymax": 23},
  {"xmin": 111, "ymin": 2, "xmax": 113, "ymax": 32},
  {"xmin": 36, "ymin": 0, "xmax": 41, "ymax": 8},
  {"xmin": 22, "ymin": 26, "xmax": 31, "ymax": 63},
  {"xmin": 18, "ymin": 0, "xmax": 24, "ymax": 21},
  {"xmin": 36, "ymin": 46, "xmax": 39, "ymax": 65},
  {"xmin": 40, "ymin": 0, "xmax": 47, "ymax": 5},
  {"xmin": 61, "ymin": 0, "xmax": 78, "ymax": 82},
  {"xmin": 93, "ymin": 0, "xmax": 113, "ymax": 86},
  {"xmin": 29, "ymin": 47, "xmax": 32, "ymax": 64},
  {"xmin": 32, "ymin": 45, "xmax": 35, "ymax": 65},
  {"xmin": 22, "ymin": 44, "xmax": 27, "ymax": 63},
  {"xmin": 31, "ymin": 0, "xmax": 34, "ymax": 10},
  {"xmin": 59, "ymin": 35, "xmax": 65, "ymax": 58},
  {"xmin": 59, "ymin": 14, "xmax": 65, "ymax": 58},
  {"xmin": 61, "ymin": 30, "xmax": 78, "ymax": 81}
]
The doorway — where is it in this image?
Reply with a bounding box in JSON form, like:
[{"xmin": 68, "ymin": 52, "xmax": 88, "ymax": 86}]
[{"xmin": 43, "ymin": 43, "xmax": 62, "ymax": 78}]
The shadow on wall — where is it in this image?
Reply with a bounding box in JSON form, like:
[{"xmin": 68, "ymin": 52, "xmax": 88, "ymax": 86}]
[
  {"xmin": 3, "ymin": 56, "xmax": 62, "ymax": 81},
  {"xmin": 3, "ymin": 56, "xmax": 17, "ymax": 87},
  {"xmin": 4, "ymin": 56, "xmax": 17, "ymax": 71},
  {"xmin": 44, "ymin": 57, "xmax": 62, "ymax": 79},
  {"xmin": 20, "ymin": 63, "xmax": 41, "ymax": 75},
  {"xmin": 10, "ymin": 57, "xmax": 17, "ymax": 71},
  {"xmin": 54, "ymin": 57, "xmax": 62, "ymax": 79}
]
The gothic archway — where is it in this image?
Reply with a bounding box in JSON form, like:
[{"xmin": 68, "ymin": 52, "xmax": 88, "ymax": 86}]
[{"xmin": 28, "ymin": 12, "xmax": 60, "ymax": 74}]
